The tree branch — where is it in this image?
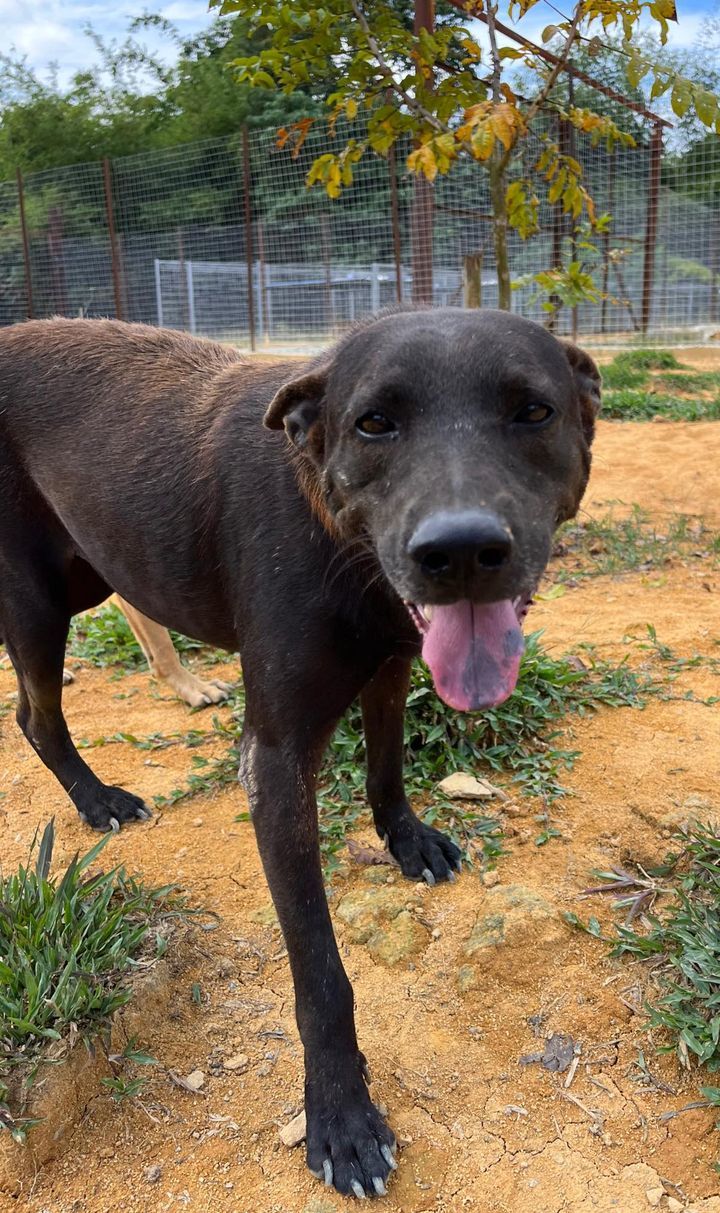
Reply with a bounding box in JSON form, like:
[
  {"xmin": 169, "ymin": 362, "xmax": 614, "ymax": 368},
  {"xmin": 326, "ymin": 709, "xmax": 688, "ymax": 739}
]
[{"xmin": 348, "ymin": 0, "xmax": 446, "ymax": 131}]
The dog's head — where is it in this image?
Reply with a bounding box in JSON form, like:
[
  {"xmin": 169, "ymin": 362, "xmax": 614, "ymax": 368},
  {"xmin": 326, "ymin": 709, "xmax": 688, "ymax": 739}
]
[{"xmin": 265, "ymin": 308, "xmax": 600, "ymax": 712}]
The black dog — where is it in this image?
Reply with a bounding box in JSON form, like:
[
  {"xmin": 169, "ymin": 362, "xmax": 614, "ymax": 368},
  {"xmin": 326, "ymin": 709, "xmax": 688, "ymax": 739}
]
[{"xmin": 0, "ymin": 309, "xmax": 600, "ymax": 1197}]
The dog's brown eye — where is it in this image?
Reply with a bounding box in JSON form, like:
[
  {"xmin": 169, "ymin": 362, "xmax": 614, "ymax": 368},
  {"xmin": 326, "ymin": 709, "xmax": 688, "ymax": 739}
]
[
  {"xmin": 356, "ymin": 412, "xmax": 397, "ymax": 438},
  {"xmin": 514, "ymin": 403, "xmax": 554, "ymax": 426}
]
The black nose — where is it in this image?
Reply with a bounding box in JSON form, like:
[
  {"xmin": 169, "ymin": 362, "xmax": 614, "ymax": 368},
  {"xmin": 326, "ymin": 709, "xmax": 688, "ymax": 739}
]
[{"xmin": 408, "ymin": 510, "xmax": 513, "ymax": 582}]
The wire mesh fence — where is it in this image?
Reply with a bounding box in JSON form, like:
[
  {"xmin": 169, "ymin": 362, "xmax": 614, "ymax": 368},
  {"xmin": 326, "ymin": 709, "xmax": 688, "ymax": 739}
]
[{"xmin": 1, "ymin": 119, "xmax": 718, "ymax": 349}]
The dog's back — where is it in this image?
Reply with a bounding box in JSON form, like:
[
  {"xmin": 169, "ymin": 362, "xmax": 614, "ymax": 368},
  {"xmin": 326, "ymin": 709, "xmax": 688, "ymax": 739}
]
[{"xmin": 0, "ymin": 320, "xmax": 255, "ymax": 643}]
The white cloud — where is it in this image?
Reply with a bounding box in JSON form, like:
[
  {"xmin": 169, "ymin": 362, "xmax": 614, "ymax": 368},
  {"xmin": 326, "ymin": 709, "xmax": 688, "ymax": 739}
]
[{"xmin": 1, "ymin": 0, "xmax": 214, "ymax": 85}]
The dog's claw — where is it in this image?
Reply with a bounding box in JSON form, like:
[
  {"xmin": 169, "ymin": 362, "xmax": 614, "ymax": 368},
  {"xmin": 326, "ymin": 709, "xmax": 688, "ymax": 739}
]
[
  {"xmin": 455, "ymin": 858, "xmax": 463, "ymax": 873},
  {"xmin": 361, "ymin": 1057, "xmax": 372, "ymax": 1084},
  {"xmin": 422, "ymin": 867, "xmax": 436, "ymax": 886},
  {"xmin": 381, "ymin": 1144, "xmax": 397, "ymax": 1169},
  {"xmin": 322, "ymin": 1159, "xmax": 333, "ymax": 1187},
  {"xmin": 448, "ymin": 869, "xmax": 456, "ymax": 882},
  {"xmin": 109, "ymin": 816, "xmax": 120, "ymax": 833},
  {"xmin": 373, "ymin": 1177, "xmax": 388, "ymax": 1196},
  {"xmin": 350, "ymin": 1180, "xmax": 366, "ymax": 1199},
  {"xmin": 136, "ymin": 806, "xmax": 152, "ymax": 821}
]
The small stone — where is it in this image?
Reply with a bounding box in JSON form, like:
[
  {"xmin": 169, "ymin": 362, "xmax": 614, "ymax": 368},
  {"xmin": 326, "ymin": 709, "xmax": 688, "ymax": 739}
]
[
  {"xmin": 215, "ymin": 957, "xmax": 235, "ymax": 979},
  {"xmin": 482, "ymin": 870, "xmax": 501, "ymax": 887},
  {"xmin": 666, "ymin": 1200, "xmax": 684, "ymax": 1213},
  {"xmin": 223, "ymin": 1052, "xmax": 249, "ymax": 1072},
  {"xmin": 184, "ymin": 1070, "xmax": 206, "ymax": 1091},
  {"xmin": 367, "ymin": 911, "xmax": 430, "ymax": 966},
  {"xmin": 431, "ymin": 928, "xmax": 441, "ymax": 939},
  {"xmin": 645, "ymin": 1190, "xmax": 664, "ymax": 1208},
  {"xmin": 192, "ymin": 817, "xmax": 204, "ymax": 828},
  {"xmin": 457, "ymin": 964, "xmax": 479, "ymax": 994},
  {"xmin": 466, "ymin": 885, "xmax": 565, "ymax": 958},
  {"xmin": 98, "ymin": 1147, "xmax": 115, "ymax": 1160},
  {"xmin": 279, "ymin": 1110, "xmax": 307, "ymax": 1148},
  {"xmin": 144, "ymin": 1164, "xmax": 162, "ymax": 1184},
  {"xmin": 437, "ymin": 772, "xmax": 499, "ymax": 800}
]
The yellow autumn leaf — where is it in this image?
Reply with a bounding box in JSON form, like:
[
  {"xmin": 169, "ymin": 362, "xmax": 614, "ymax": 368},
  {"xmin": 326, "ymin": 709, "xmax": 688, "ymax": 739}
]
[{"xmin": 470, "ymin": 123, "xmax": 495, "ymax": 161}]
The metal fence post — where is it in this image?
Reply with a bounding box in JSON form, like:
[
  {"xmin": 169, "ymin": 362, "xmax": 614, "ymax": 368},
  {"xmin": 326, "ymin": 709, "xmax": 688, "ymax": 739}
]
[
  {"xmin": 388, "ymin": 143, "xmax": 403, "ymax": 303},
  {"xmin": 411, "ymin": 0, "xmax": 434, "ymax": 304},
  {"xmin": 641, "ymin": 122, "xmax": 663, "ymax": 334},
  {"xmin": 103, "ymin": 157, "xmax": 125, "ymax": 321},
  {"xmin": 16, "ymin": 168, "xmax": 34, "ymax": 320},
  {"xmin": 154, "ymin": 259, "xmax": 164, "ymax": 326},
  {"xmin": 242, "ymin": 127, "xmax": 257, "ymax": 352}
]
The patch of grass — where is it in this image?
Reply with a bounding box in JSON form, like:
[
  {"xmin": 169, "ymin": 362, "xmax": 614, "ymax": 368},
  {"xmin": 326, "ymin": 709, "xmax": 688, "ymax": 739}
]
[
  {"xmin": 599, "ymin": 362, "xmax": 648, "ymax": 391},
  {"xmin": 68, "ymin": 603, "xmax": 209, "ymax": 670},
  {"xmin": 611, "ymin": 349, "xmax": 681, "ymax": 372},
  {"xmin": 0, "ymin": 821, "xmax": 183, "ymax": 1141},
  {"xmin": 569, "ymin": 823, "xmax": 720, "ymax": 1145},
  {"xmin": 553, "ymin": 506, "xmax": 719, "ymax": 581},
  {"xmin": 653, "ymin": 370, "xmax": 720, "ymax": 393},
  {"xmin": 598, "ymin": 349, "xmax": 720, "ymax": 421},
  {"xmin": 150, "ymin": 634, "xmax": 661, "ymax": 874},
  {"xmin": 602, "ymin": 388, "xmax": 720, "ymax": 421}
]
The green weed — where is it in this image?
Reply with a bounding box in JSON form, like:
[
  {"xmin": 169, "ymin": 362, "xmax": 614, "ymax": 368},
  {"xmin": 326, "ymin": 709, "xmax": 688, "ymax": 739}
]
[
  {"xmin": 602, "ymin": 388, "xmax": 720, "ymax": 421},
  {"xmin": 554, "ymin": 506, "xmax": 719, "ymax": 581},
  {"xmin": 148, "ymin": 634, "xmax": 661, "ymax": 874},
  {"xmin": 0, "ymin": 821, "xmax": 183, "ymax": 1141},
  {"xmin": 598, "ymin": 349, "xmax": 720, "ymax": 421},
  {"xmin": 68, "ymin": 603, "xmax": 208, "ymax": 670},
  {"xmin": 568, "ymin": 822, "xmax": 720, "ymax": 1169}
]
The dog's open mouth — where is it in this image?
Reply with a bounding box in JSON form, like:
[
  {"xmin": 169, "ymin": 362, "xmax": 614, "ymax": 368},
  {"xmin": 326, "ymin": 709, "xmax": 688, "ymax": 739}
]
[{"xmin": 405, "ymin": 595, "xmax": 533, "ymax": 712}]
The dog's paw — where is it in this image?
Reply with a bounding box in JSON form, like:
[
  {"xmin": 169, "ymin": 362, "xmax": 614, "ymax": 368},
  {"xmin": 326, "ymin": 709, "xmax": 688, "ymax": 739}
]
[
  {"xmin": 384, "ymin": 819, "xmax": 462, "ymax": 884},
  {"xmin": 306, "ymin": 1059, "xmax": 396, "ymax": 1198},
  {"xmin": 77, "ymin": 785, "xmax": 152, "ymax": 832},
  {"xmin": 167, "ymin": 671, "xmax": 234, "ymax": 708}
]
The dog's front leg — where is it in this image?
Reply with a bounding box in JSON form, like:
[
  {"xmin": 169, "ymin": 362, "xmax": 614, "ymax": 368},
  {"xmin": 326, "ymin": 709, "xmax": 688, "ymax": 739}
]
[
  {"xmin": 361, "ymin": 656, "xmax": 462, "ymax": 883},
  {"xmin": 246, "ymin": 736, "xmax": 396, "ymax": 1197}
]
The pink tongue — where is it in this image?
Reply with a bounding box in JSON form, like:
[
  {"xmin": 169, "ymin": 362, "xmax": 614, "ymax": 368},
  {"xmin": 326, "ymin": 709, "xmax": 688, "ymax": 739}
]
[{"xmin": 421, "ymin": 600, "xmax": 524, "ymax": 711}]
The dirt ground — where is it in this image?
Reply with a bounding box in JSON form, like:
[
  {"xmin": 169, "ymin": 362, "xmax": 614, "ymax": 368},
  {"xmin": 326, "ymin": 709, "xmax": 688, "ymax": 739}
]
[{"xmin": 2, "ymin": 388, "xmax": 720, "ymax": 1211}]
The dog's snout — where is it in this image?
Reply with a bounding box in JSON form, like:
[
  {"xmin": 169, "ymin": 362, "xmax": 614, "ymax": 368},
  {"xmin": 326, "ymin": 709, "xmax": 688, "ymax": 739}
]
[{"xmin": 408, "ymin": 510, "xmax": 513, "ymax": 583}]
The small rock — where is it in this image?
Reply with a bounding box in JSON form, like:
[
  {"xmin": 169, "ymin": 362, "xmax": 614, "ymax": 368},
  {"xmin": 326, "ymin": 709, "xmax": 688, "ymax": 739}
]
[
  {"xmin": 438, "ymin": 772, "xmax": 499, "ymax": 800},
  {"xmin": 646, "ymin": 1191, "xmax": 664, "ymax": 1208},
  {"xmin": 367, "ymin": 911, "xmax": 430, "ymax": 966},
  {"xmin": 279, "ymin": 1109, "xmax": 307, "ymax": 1148},
  {"xmin": 223, "ymin": 1052, "xmax": 249, "ymax": 1072},
  {"xmin": 482, "ymin": 870, "xmax": 501, "ymax": 888},
  {"xmin": 431, "ymin": 928, "xmax": 441, "ymax": 939},
  {"xmin": 335, "ymin": 886, "xmax": 420, "ymax": 944},
  {"xmin": 466, "ymin": 912, "xmax": 505, "ymax": 953},
  {"xmin": 457, "ymin": 964, "xmax": 479, "ymax": 994},
  {"xmin": 98, "ymin": 1146, "xmax": 115, "ymax": 1160},
  {"xmin": 184, "ymin": 1069, "xmax": 206, "ymax": 1092},
  {"xmin": 666, "ymin": 1200, "xmax": 684, "ymax": 1213},
  {"xmin": 466, "ymin": 885, "xmax": 566, "ymax": 958},
  {"xmin": 192, "ymin": 817, "xmax": 204, "ymax": 828},
  {"xmin": 144, "ymin": 1164, "xmax": 163, "ymax": 1184},
  {"xmin": 215, "ymin": 957, "xmax": 235, "ymax": 979}
]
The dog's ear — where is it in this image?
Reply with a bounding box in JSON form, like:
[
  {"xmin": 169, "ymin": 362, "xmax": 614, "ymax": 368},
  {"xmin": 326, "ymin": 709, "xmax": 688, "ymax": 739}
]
[
  {"xmin": 563, "ymin": 342, "xmax": 602, "ymax": 445},
  {"xmin": 264, "ymin": 369, "xmax": 328, "ymax": 455}
]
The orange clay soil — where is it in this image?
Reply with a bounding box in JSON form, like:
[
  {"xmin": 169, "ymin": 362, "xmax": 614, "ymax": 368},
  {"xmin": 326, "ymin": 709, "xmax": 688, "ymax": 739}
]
[{"xmin": 1, "ymin": 412, "xmax": 720, "ymax": 1213}]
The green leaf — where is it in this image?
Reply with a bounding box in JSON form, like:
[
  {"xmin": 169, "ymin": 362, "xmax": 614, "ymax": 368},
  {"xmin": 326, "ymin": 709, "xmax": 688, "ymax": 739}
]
[
  {"xmin": 671, "ymin": 77, "xmax": 693, "ymax": 118},
  {"xmin": 695, "ymin": 88, "xmax": 718, "ymax": 127}
]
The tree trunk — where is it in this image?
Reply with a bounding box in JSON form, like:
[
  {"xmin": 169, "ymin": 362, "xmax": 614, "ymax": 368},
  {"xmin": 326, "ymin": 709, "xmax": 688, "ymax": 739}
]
[{"xmin": 489, "ymin": 156, "xmax": 511, "ymax": 312}]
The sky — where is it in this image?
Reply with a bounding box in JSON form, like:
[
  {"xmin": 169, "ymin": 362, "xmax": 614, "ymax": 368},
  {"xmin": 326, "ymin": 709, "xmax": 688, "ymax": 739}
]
[{"xmin": 1, "ymin": 0, "xmax": 717, "ymax": 88}]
